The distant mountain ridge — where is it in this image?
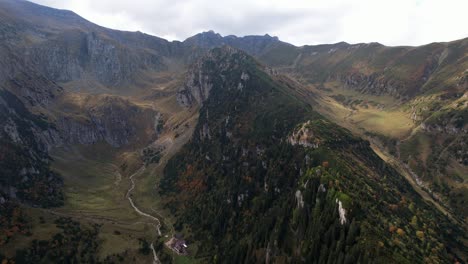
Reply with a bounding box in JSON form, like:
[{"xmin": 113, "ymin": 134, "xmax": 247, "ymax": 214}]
[
  {"xmin": 0, "ymin": 0, "xmax": 466, "ymax": 263},
  {"xmin": 2, "ymin": 0, "xmax": 466, "ymax": 97}
]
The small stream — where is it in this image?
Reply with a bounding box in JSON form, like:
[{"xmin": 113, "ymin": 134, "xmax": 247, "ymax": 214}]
[{"xmin": 126, "ymin": 166, "xmax": 162, "ymax": 264}]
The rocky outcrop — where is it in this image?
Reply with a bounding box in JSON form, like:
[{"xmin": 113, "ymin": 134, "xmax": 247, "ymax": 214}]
[
  {"xmin": 335, "ymin": 54, "xmax": 443, "ymax": 99},
  {"xmin": 56, "ymin": 114, "xmax": 133, "ymax": 147},
  {"xmin": 177, "ymin": 47, "xmax": 251, "ymax": 107},
  {"xmin": 295, "ymin": 190, "xmax": 304, "ymax": 208},
  {"xmin": 338, "ymin": 73, "xmax": 406, "ymax": 99},
  {"xmin": 5, "ymin": 72, "xmax": 63, "ymax": 107},
  {"xmin": 420, "ymin": 108, "xmax": 467, "ymax": 135},
  {"xmin": 420, "ymin": 122, "xmax": 467, "ymax": 135},
  {"xmin": 55, "ymin": 96, "xmax": 158, "ymax": 147},
  {"xmin": 27, "ymin": 31, "xmax": 166, "ymax": 87},
  {"xmin": 336, "ymin": 199, "xmax": 347, "ymax": 225},
  {"xmin": 288, "ymin": 121, "xmax": 320, "ymax": 148},
  {"xmin": 176, "ymin": 60, "xmax": 214, "ymax": 107},
  {"xmin": 0, "ymin": 89, "xmax": 63, "ymax": 207},
  {"xmin": 183, "ymin": 30, "xmax": 282, "ymax": 56}
]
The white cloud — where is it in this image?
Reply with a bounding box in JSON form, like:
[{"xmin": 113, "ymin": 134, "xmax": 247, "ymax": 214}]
[{"xmin": 29, "ymin": 0, "xmax": 468, "ymax": 46}]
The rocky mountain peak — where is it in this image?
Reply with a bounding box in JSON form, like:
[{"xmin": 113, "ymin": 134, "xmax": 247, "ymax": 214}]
[
  {"xmin": 183, "ymin": 30, "xmax": 225, "ymax": 48},
  {"xmin": 182, "ymin": 31, "xmax": 283, "ymax": 55}
]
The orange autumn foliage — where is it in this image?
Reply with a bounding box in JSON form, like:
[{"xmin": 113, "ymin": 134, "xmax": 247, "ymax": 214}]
[
  {"xmin": 396, "ymin": 228, "xmax": 405, "ymax": 236},
  {"xmin": 177, "ymin": 178, "xmax": 206, "ymax": 192},
  {"xmin": 242, "ymin": 175, "xmax": 253, "ymax": 183}
]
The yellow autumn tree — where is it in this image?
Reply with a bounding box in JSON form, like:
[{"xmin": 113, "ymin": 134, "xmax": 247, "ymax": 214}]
[{"xmin": 396, "ymin": 228, "xmax": 405, "ymax": 236}]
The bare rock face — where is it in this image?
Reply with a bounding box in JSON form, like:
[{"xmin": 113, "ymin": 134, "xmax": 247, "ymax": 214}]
[
  {"xmin": 2, "ymin": 118, "xmax": 22, "ymax": 144},
  {"xmin": 2, "ymin": 73, "xmax": 158, "ymax": 150},
  {"xmin": 420, "ymin": 122, "xmax": 466, "ymax": 135},
  {"xmin": 5, "ymin": 72, "xmax": 63, "ymax": 108},
  {"xmin": 177, "ymin": 46, "xmax": 250, "ymax": 107},
  {"xmin": 338, "ymin": 72, "xmax": 405, "ymax": 99},
  {"xmin": 55, "ymin": 96, "xmax": 158, "ymax": 147},
  {"xmin": 1, "ymin": 58, "xmax": 160, "ymax": 151},
  {"xmin": 295, "ymin": 190, "xmax": 304, "ymax": 208},
  {"xmin": 288, "ymin": 121, "xmax": 320, "ymax": 149},
  {"xmin": 1, "ymin": 87, "xmax": 60, "ymax": 153},
  {"xmin": 0, "ymin": 88, "xmax": 63, "ymax": 206},
  {"xmin": 56, "ymin": 111, "xmax": 135, "ymax": 148},
  {"xmin": 183, "ymin": 31, "xmax": 282, "ymax": 56},
  {"xmin": 176, "ymin": 60, "xmax": 214, "ymax": 107},
  {"xmin": 418, "ymin": 105, "xmax": 467, "ymax": 136},
  {"xmin": 27, "ymin": 31, "xmax": 166, "ymax": 87},
  {"xmin": 336, "ymin": 199, "xmax": 347, "ymax": 225}
]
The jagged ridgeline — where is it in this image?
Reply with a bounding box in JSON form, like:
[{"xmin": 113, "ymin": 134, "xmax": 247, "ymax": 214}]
[{"xmin": 161, "ymin": 47, "xmax": 465, "ymax": 263}]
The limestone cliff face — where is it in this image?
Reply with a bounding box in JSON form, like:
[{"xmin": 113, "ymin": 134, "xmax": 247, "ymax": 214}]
[
  {"xmin": 338, "ymin": 73, "xmax": 405, "ymax": 99},
  {"xmin": 0, "ymin": 68, "xmax": 63, "ymax": 152},
  {"xmin": 1, "ymin": 0, "xmax": 175, "ymax": 90},
  {"xmin": 177, "ymin": 47, "xmax": 251, "ymax": 107},
  {"xmin": 288, "ymin": 121, "xmax": 320, "ymax": 149},
  {"xmin": 176, "ymin": 60, "xmax": 214, "ymax": 107},
  {"xmin": 2, "ymin": 70, "xmax": 159, "ymax": 151},
  {"xmin": 334, "ymin": 55, "xmax": 440, "ymax": 100},
  {"xmin": 419, "ymin": 107, "xmax": 467, "ymax": 136},
  {"xmin": 55, "ymin": 96, "xmax": 156, "ymax": 147},
  {"xmin": 0, "ymin": 43, "xmax": 63, "ymax": 108},
  {"xmin": 0, "ymin": 88, "xmax": 63, "ymax": 206},
  {"xmin": 420, "ymin": 122, "xmax": 467, "ymax": 135},
  {"xmin": 5, "ymin": 72, "xmax": 63, "ymax": 108},
  {"xmin": 27, "ymin": 31, "xmax": 166, "ymax": 87},
  {"xmin": 1, "ymin": 68, "xmax": 153, "ymax": 149}
]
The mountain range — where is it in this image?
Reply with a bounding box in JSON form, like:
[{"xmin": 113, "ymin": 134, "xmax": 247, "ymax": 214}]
[{"xmin": 0, "ymin": 0, "xmax": 466, "ymax": 263}]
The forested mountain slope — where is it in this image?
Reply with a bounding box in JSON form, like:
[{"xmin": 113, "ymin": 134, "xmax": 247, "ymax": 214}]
[
  {"xmin": 0, "ymin": 1, "xmax": 466, "ymax": 263},
  {"xmin": 160, "ymin": 47, "xmax": 466, "ymax": 263}
]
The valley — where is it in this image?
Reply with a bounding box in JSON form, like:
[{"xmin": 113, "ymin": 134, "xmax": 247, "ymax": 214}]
[
  {"xmin": 298, "ymin": 80, "xmax": 467, "ymax": 225},
  {"xmin": 0, "ymin": 0, "xmax": 466, "ymax": 263}
]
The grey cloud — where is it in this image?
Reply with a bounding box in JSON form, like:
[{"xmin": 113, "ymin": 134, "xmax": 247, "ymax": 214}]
[{"xmin": 30, "ymin": 0, "xmax": 468, "ymax": 46}]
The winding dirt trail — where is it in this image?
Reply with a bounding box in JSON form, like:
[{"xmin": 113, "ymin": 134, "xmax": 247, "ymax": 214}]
[
  {"xmin": 122, "ymin": 108, "xmax": 198, "ymax": 262},
  {"xmin": 126, "ymin": 165, "xmax": 162, "ymax": 264}
]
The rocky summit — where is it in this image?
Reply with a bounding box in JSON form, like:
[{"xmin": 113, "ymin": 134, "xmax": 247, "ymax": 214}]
[{"xmin": 0, "ymin": 1, "xmax": 466, "ymax": 264}]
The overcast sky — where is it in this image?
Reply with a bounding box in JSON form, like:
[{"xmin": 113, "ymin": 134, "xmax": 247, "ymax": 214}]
[{"xmin": 30, "ymin": 0, "xmax": 467, "ymax": 46}]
